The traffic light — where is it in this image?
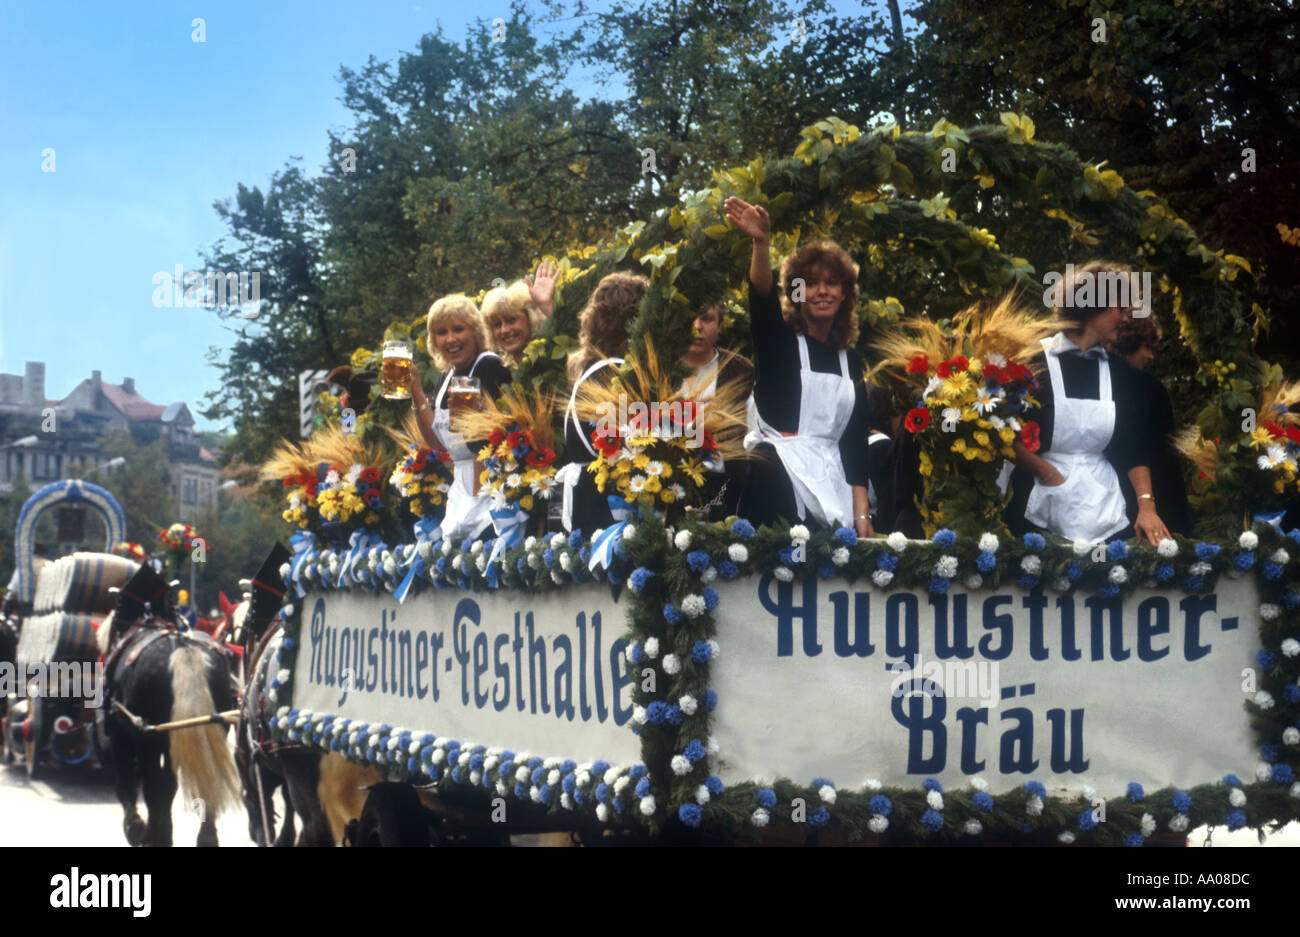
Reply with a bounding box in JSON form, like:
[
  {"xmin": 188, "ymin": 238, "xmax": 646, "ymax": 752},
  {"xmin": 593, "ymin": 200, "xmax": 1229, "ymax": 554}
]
[{"xmin": 298, "ymin": 370, "xmax": 329, "ymax": 438}]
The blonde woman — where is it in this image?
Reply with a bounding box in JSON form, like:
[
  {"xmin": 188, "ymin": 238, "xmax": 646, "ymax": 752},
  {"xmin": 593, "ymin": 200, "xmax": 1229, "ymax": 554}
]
[
  {"xmin": 482, "ymin": 260, "xmax": 558, "ymax": 367},
  {"xmin": 408, "ymin": 295, "xmax": 512, "ymax": 542}
]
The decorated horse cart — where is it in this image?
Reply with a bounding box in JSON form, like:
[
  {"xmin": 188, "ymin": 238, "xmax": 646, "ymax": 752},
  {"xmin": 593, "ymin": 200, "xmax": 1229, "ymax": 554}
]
[{"xmin": 3, "ymin": 480, "xmax": 134, "ymax": 777}]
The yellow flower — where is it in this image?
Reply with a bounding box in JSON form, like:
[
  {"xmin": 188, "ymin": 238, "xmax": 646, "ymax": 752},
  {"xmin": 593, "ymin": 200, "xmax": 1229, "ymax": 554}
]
[
  {"xmin": 410, "ymin": 498, "xmax": 423, "ymax": 516},
  {"xmin": 643, "ymin": 476, "xmax": 662, "ymax": 494},
  {"xmin": 973, "ymin": 431, "xmax": 990, "ymax": 448},
  {"xmin": 999, "ymin": 428, "xmax": 1015, "ymax": 444},
  {"xmin": 520, "ymin": 494, "xmax": 534, "ymax": 511},
  {"xmin": 632, "ymin": 452, "xmax": 650, "ymax": 470},
  {"xmin": 952, "ymin": 438, "xmax": 967, "ymax": 453},
  {"xmin": 1249, "ymin": 428, "xmax": 1274, "ymax": 449}
]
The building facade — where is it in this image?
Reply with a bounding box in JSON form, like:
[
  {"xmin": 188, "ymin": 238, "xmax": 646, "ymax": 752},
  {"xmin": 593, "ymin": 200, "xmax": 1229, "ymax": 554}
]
[{"xmin": 0, "ymin": 362, "xmax": 220, "ymax": 521}]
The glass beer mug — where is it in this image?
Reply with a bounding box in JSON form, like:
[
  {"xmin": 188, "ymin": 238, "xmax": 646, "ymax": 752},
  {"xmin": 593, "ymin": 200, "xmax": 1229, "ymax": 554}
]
[
  {"xmin": 447, "ymin": 376, "xmax": 482, "ymax": 414},
  {"xmin": 381, "ymin": 341, "xmax": 413, "ymax": 400}
]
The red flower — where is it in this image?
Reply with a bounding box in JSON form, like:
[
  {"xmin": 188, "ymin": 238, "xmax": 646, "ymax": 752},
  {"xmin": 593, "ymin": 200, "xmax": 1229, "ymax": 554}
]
[
  {"xmin": 700, "ymin": 429, "xmax": 719, "ymax": 452},
  {"xmin": 948, "ymin": 355, "xmax": 970, "ymax": 373},
  {"xmin": 360, "ymin": 467, "xmax": 381, "ymax": 484},
  {"xmin": 1286, "ymin": 426, "xmax": 1300, "ymax": 445},
  {"xmin": 591, "ymin": 428, "xmax": 621, "ymax": 459},
  {"xmin": 906, "ymin": 354, "xmax": 929, "ymax": 375},
  {"xmin": 984, "ymin": 364, "xmax": 1008, "ymax": 385},
  {"xmin": 1021, "ymin": 420, "xmax": 1041, "ymax": 453},
  {"xmin": 1006, "ymin": 362, "xmax": 1030, "ymax": 382},
  {"xmin": 506, "ymin": 429, "xmax": 531, "ymax": 450},
  {"xmin": 488, "ymin": 429, "xmax": 505, "ymax": 446},
  {"xmin": 526, "ymin": 447, "xmax": 556, "ymax": 467},
  {"xmin": 936, "ymin": 361, "xmax": 953, "ymax": 379},
  {"xmin": 1265, "ymin": 421, "xmax": 1286, "ymax": 439},
  {"xmin": 904, "ymin": 408, "xmax": 931, "ymax": 433}
]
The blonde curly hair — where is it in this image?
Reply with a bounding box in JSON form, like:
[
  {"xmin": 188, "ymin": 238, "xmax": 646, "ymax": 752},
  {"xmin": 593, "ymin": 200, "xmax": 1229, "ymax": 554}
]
[
  {"xmin": 777, "ymin": 240, "xmax": 861, "ymax": 350},
  {"xmin": 425, "ymin": 295, "xmax": 491, "ymax": 371},
  {"xmin": 482, "ymin": 281, "xmax": 545, "ymax": 366},
  {"xmin": 566, "ymin": 272, "xmax": 649, "ymax": 380}
]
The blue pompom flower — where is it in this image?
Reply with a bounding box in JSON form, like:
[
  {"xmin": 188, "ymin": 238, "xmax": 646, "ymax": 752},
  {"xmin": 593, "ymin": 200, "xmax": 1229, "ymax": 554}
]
[
  {"xmin": 1125, "ymin": 833, "xmax": 1144, "ymax": 847},
  {"xmin": 704, "ymin": 689, "xmax": 718, "ymax": 711},
  {"xmin": 1257, "ymin": 649, "xmax": 1276, "ymax": 669},
  {"xmin": 1234, "ymin": 551, "xmax": 1255, "ymax": 570},
  {"xmin": 664, "ymin": 602, "xmax": 683, "ymax": 625},
  {"xmin": 923, "ymin": 778, "xmax": 943, "ymax": 793},
  {"xmin": 1154, "ymin": 561, "xmax": 1175, "ymax": 582},
  {"xmin": 686, "ymin": 550, "xmax": 711, "ymax": 573},
  {"xmin": 817, "ymin": 563, "xmax": 836, "ymax": 579},
  {"xmin": 543, "ymin": 548, "xmax": 556, "ymax": 568},
  {"xmin": 1107, "ymin": 540, "xmax": 1128, "ymax": 562},
  {"xmin": 877, "ymin": 553, "xmax": 899, "ymax": 572},
  {"xmin": 920, "ymin": 809, "xmax": 944, "ymax": 831},
  {"xmin": 1017, "ymin": 573, "xmax": 1040, "ymax": 590},
  {"xmin": 835, "ymin": 527, "xmax": 857, "ymax": 547},
  {"xmin": 692, "ymin": 640, "xmax": 713, "ymax": 662},
  {"xmin": 756, "ymin": 788, "xmax": 777, "ymax": 808},
  {"xmin": 1098, "ymin": 583, "xmax": 1120, "ymax": 598},
  {"xmin": 678, "ymin": 803, "xmax": 703, "ymax": 827},
  {"xmin": 1195, "ymin": 542, "xmax": 1220, "ymax": 560},
  {"xmin": 683, "ymin": 739, "xmax": 707, "ymax": 763},
  {"xmin": 1272, "ymin": 763, "xmax": 1294, "ymax": 784},
  {"xmin": 973, "ymin": 792, "xmax": 994, "ymax": 811},
  {"xmin": 1172, "ymin": 792, "xmax": 1192, "ymax": 814},
  {"xmin": 702, "ymin": 587, "xmax": 719, "ymax": 610},
  {"xmin": 629, "ymin": 567, "xmax": 654, "ymax": 592},
  {"xmin": 718, "ymin": 560, "xmax": 740, "ymax": 579},
  {"xmin": 1262, "ymin": 743, "xmax": 1279, "ymax": 762},
  {"xmin": 1024, "ymin": 780, "xmax": 1046, "ymax": 799},
  {"xmin": 1024, "ymin": 533, "xmax": 1046, "ymax": 551},
  {"xmin": 1078, "ymin": 808, "xmax": 1098, "ymax": 831},
  {"xmin": 1225, "ymin": 810, "xmax": 1246, "ymax": 830},
  {"xmin": 929, "ymin": 576, "xmax": 951, "ymax": 594},
  {"xmin": 1262, "ymin": 563, "xmax": 1283, "ymax": 581},
  {"xmin": 933, "ymin": 529, "xmax": 957, "ymax": 549},
  {"xmin": 1126, "ymin": 782, "xmax": 1144, "ymax": 803},
  {"xmin": 731, "ymin": 519, "xmax": 755, "ymax": 539},
  {"xmin": 808, "ymin": 806, "xmax": 830, "ymax": 827},
  {"xmin": 665, "ymin": 705, "xmax": 684, "ymax": 725},
  {"xmin": 644, "ymin": 701, "xmax": 670, "ymax": 725},
  {"xmin": 1284, "ymin": 684, "xmax": 1300, "ymax": 704},
  {"xmin": 635, "ymin": 777, "xmax": 651, "ymax": 798},
  {"xmin": 869, "ymin": 794, "xmax": 892, "ymax": 816},
  {"xmin": 976, "ymin": 550, "xmax": 997, "ymax": 573},
  {"xmin": 568, "ymin": 529, "xmax": 583, "ymax": 549},
  {"xmin": 1223, "ymin": 774, "xmax": 1242, "ymax": 786}
]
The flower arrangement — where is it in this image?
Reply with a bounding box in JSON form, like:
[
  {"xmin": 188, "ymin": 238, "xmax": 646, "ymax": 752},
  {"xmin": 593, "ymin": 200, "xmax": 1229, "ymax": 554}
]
[
  {"xmin": 572, "ymin": 337, "xmax": 747, "ymax": 523},
  {"xmin": 453, "ymin": 386, "xmax": 560, "ymax": 513},
  {"xmin": 1177, "ymin": 377, "xmax": 1300, "ymax": 537},
  {"xmin": 156, "ymin": 523, "xmax": 204, "ymax": 576},
  {"xmin": 263, "ymin": 426, "xmax": 396, "ymax": 539},
  {"xmin": 874, "ymin": 293, "xmax": 1055, "ymax": 536},
  {"xmin": 381, "ymin": 414, "xmax": 455, "ymax": 523},
  {"xmin": 112, "ymin": 541, "xmax": 148, "ymax": 561}
]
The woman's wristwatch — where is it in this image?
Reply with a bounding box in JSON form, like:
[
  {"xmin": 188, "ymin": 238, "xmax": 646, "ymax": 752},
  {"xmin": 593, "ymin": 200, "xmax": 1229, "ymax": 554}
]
[{"xmin": 413, "ymin": 399, "xmax": 430, "ymax": 414}]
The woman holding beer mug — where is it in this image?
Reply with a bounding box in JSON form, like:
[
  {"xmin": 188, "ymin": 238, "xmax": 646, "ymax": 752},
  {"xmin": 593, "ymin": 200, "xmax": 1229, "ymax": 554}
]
[{"xmin": 409, "ymin": 295, "xmax": 512, "ymax": 542}]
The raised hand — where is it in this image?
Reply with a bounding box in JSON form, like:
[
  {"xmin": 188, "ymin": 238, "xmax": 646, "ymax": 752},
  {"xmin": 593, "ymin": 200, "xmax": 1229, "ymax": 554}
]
[
  {"xmin": 724, "ymin": 197, "xmax": 770, "ymax": 242},
  {"xmin": 526, "ymin": 259, "xmax": 558, "ymax": 316}
]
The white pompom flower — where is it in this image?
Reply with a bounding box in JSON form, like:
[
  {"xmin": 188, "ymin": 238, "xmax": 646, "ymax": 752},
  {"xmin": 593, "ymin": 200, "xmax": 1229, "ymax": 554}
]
[
  {"xmin": 559, "ymin": 552, "xmax": 573, "ymax": 572},
  {"xmin": 662, "ymin": 653, "xmax": 681, "ymax": 675},
  {"xmin": 774, "ymin": 566, "xmax": 794, "ymax": 582},
  {"xmin": 1229, "ymin": 787, "xmax": 1247, "ymax": 807},
  {"xmin": 1058, "ymin": 831, "xmax": 1076, "ymax": 844},
  {"xmin": 964, "ymin": 819, "xmax": 983, "ymax": 836},
  {"xmin": 978, "ymin": 532, "xmax": 999, "ymax": 553},
  {"xmin": 970, "ymin": 777, "xmax": 989, "ymax": 792},
  {"xmin": 1157, "ymin": 538, "xmax": 1179, "ymax": 558},
  {"xmin": 706, "ymin": 736, "xmax": 721, "ymax": 756},
  {"xmin": 868, "ymin": 815, "xmax": 889, "ymax": 834},
  {"xmin": 674, "ymin": 530, "xmax": 693, "ymax": 550},
  {"xmin": 1109, "ymin": 565, "xmax": 1128, "ymax": 584},
  {"xmin": 864, "ymin": 778, "xmax": 883, "ymax": 791},
  {"xmin": 872, "ymin": 570, "xmax": 894, "ymax": 587},
  {"xmin": 819, "ymin": 785, "xmax": 837, "ymax": 805},
  {"xmin": 1255, "ymin": 690, "xmax": 1275, "ymax": 710},
  {"xmin": 789, "ymin": 524, "xmax": 810, "ymax": 543},
  {"xmin": 1260, "ymin": 604, "xmax": 1280, "ymax": 621},
  {"xmin": 639, "ymin": 795, "xmax": 656, "ymax": 816},
  {"xmin": 926, "ymin": 790, "xmax": 944, "ymax": 810},
  {"xmin": 832, "ymin": 547, "xmax": 850, "ymax": 567},
  {"xmin": 1020, "ymin": 555, "xmax": 1042, "ymax": 575},
  {"xmin": 964, "ymin": 574, "xmax": 984, "ymax": 590},
  {"xmin": 596, "ymin": 803, "xmax": 610, "ymax": 822},
  {"xmin": 1270, "ymin": 548, "xmax": 1290, "ymax": 565},
  {"xmin": 752, "ymin": 807, "xmax": 770, "ymax": 827},
  {"xmin": 728, "ymin": 543, "xmax": 749, "ymax": 563},
  {"xmin": 1140, "ymin": 813, "xmax": 1156, "ymax": 837},
  {"xmin": 1291, "ymin": 782, "xmax": 1300, "ymax": 799},
  {"xmin": 644, "ymin": 637, "xmax": 660, "ymax": 658},
  {"xmin": 695, "ymin": 785, "xmax": 711, "ymax": 805},
  {"xmin": 679, "ymin": 695, "xmax": 698, "ymax": 715},
  {"xmin": 1255, "ymin": 761, "xmax": 1273, "ymax": 782},
  {"xmin": 632, "ymin": 705, "xmax": 647, "ymax": 725},
  {"xmin": 1284, "ymin": 727, "xmax": 1300, "ymax": 746},
  {"xmin": 671, "ymin": 756, "xmax": 691, "ymax": 776},
  {"xmin": 1281, "ymin": 638, "xmax": 1300, "ymax": 658},
  {"xmin": 1026, "ymin": 796, "xmax": 1043, "ymax": 816},
  {"xmin": 1168, "ymin": 814, "xmax": 1190, "ymax": 833},
  {"xmin": 550, "ymin": 533, "xmax": 566, "ymax": 549},
  {"xmin": 886, "ymin": 532, "xmax": 908, "ymax": 552},
  {"xmin": 700, "ymin": 566, "xmax": 717, "ymax": 584},
  {"xmin": 1072, "ymin": 538, "xmax": 1092, "ymax": 556},
  {"xmin": 680, "ymin": 594, "xmax": 706, "ymax": 618},
  {"xmin": 935, "ymin": 555, "xmax": 959, "ymax": 578},
  {"xmin": 1239, "ymin": 531, "xmax": 1259, "ymax": 550}
]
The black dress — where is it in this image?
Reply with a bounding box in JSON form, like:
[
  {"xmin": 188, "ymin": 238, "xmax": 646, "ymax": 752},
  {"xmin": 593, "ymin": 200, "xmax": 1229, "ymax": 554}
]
[
  {"xmin": 688, "ymin": 351, "xmax": 755, "ymax": 521},
  {"xmin": 562, "ymin": 360, "xmax": 620, "ymax": 537},
  {"xmin": 1004, "ymin": 347, "xmax": 1148, "ymax": 537},
  {"xmin": 1122, "ymin": 364, "xmax": 1191, "ymax": 536},
  {"xmin": 735, "ymin": 274, "xmax": 869, "ymax": 529},
  {"xmin": 867, "ymin": 433, "xmax": 897, "ymax": 532}
]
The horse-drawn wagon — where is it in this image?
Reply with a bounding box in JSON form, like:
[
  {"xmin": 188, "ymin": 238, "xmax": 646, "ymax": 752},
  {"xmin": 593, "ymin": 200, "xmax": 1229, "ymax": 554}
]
[
  {"xmin": 2, "ymin": 480, "xmax": 134, "ymax": 778},
  {"xmin": 261, "ymin": 516, "xmax": 1300, "ymax": 846}
]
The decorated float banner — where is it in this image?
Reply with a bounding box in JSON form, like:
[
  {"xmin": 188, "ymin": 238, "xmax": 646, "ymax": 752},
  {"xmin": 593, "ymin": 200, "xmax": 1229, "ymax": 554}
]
[
  {"xmin": 710, "ymin": 575, "xmax": 1261, "ymax": 795},
  {"xmin": 291, "ymin": 587, "xmax": 642, "ymax": 768}
]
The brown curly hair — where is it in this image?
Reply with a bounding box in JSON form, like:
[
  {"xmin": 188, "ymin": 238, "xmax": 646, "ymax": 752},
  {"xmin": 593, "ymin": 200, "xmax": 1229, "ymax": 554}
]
[
  {"xmin": 777, "ymin": 240, "xmax": 861, "ymax": 350},
  {"xmin": 566, "ymin": 272, "xmax": 650, "ymax": 380},
  {"xmin": 1112, "ymin": 312, "xmax": 1162, "ymax": 356},
  {"xmin": 1049, "ymin": 260, "xmax": 1137, "ymax": 329}
]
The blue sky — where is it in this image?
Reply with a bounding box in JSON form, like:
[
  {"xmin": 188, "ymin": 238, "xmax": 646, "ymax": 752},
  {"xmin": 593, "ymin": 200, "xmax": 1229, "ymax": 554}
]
[{"xmin": 0, "ymin": 0, "xmax": 887, "ymax": 433}]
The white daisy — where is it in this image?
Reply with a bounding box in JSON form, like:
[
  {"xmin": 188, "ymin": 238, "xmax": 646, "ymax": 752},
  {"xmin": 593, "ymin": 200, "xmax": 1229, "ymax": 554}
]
[
  {"xmin": 628, "ymin": 475, "xmax": 647, "ymax": 493},
  {"xmin": 645, "ymin": 461, "xmax": 665, "ymax": 477}
]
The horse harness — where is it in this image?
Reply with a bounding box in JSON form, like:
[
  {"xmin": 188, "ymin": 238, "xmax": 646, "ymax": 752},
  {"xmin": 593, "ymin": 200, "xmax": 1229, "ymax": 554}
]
[{"xmin": 102, "ymin": 620, "xmax": 237, "ymax": 721}]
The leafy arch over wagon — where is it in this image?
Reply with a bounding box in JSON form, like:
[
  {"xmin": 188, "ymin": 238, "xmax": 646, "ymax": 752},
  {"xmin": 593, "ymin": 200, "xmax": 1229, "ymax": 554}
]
[{"xmin": 359, "ymin": 114, "xmax": 1269, "ymax": 532}]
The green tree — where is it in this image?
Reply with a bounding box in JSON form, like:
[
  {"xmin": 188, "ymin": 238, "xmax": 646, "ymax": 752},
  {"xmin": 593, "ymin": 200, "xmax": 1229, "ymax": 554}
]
[{"xmin": 96, "ymin": 427, "xmax": 173, "ymax": 546}]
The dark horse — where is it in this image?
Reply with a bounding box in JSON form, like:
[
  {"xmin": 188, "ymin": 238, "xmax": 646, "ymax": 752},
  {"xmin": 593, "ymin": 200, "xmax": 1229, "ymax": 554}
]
[
  {"xmin": 235, "ymin": 544, "xmax": 377, "ymax": 846},
  {"xmin": 98, "ymin": 563, "xmax": 242, "ymax": 846}
]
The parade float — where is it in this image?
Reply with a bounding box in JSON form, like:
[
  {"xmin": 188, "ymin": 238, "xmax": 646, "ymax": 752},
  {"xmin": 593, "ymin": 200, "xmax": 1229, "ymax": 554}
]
[{"xmin": 261, "ymin": 116, "xmax": 1300, "ymax": 845}]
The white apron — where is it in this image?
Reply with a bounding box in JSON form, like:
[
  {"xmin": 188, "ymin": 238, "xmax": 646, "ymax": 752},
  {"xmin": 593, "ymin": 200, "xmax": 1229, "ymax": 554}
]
[
  {"xmin": 679, "ymin": 351, "xmax": 723, "ymax": 473},
  {"xmin": 866, "ymin": 431, "xmax": 890, "ymax": 516},
  {"xmin": 557, "ymin": 357, "xmax": 623, "ymax": 532},
  {"xmin": 434, "ymin": 351, "xmax": 500, "ymax": 542},
  {"xmin": 1023, "ymin": 338, "xmax": 1128, "ymax": 541},
  {"xmin": 743, "ymin": 335, "xmax": 856, "ymax": 526}
]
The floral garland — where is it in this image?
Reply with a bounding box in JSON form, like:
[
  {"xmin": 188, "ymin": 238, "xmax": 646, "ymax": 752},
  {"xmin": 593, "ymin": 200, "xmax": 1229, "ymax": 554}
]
[
  {"xmin": 271, "ymin": 510, "xmax": 1300, "ymax": 844},
  {"xmin": 317, "ymin": 462, "xmax": 388, "ymax": 527}
]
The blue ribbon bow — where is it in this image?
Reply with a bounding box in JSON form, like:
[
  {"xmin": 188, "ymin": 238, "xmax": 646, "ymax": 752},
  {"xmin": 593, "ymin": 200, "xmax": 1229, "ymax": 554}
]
[
  {"xmin": 486, "ymin": 505, "xmax": 530, "ymax": 575},
  {"xmin": 337, "ymin": 529, "xmax": 383, "ymax": 588},
  {"xmin": 395, "ymin": 516, "xmax": 443, "ymax": 603},
  {"xmin": 588, "ymin": 495, "xmax": 632, "ymax": 570},
  {"xmin": 288, "ymin": 530, "xmax": 318, "ymax": 598}
]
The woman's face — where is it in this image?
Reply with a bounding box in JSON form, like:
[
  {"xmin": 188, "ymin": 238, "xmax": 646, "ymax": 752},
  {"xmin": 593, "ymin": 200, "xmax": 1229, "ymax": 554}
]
[
  {"xmin": 799, "ymin": 266, "xmax": 845, "ymax": 328},
  {"xmin": 491, "ymin": 310, "xmax": 531, "ymax": 357},
  {"xmin": 690, "ymin": 307, "xmax": 721, "ymax": 355},
  {"xmin": 1090, "ymin": 304, "xmax": 1125, "ymax": 345},
  {"xmin": 433, "ymin": 318, "xmax": 478, "ymax": 370},
  {"xmin": 1126, "ymin": 342, "xmax": 1155, "ymax": 371}
]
